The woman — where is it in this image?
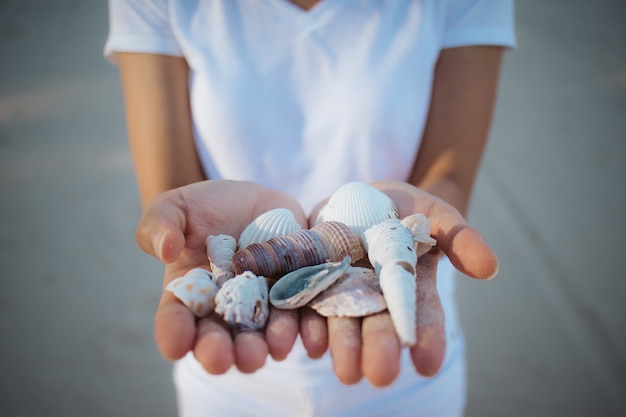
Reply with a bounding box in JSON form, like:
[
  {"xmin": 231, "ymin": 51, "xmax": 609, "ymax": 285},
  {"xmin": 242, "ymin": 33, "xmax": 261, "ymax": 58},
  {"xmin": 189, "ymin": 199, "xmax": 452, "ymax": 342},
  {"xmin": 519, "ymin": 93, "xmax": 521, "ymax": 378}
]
[{"xmin": 105, "ymin": 0, "xmax": 515, "ymax": 415}]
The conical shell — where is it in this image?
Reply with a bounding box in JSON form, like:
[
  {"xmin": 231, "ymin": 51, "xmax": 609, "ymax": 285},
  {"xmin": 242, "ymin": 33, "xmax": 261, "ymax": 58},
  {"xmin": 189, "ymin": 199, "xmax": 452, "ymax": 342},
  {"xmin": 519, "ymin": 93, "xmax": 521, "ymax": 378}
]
[
  {"xmin": 400, "ymin": 213, "xmax": 437, "ymax": 257},
  {"xmin": 214, "ymin": 271, "xmax": 269, "ymax": 331},
  {"xmin": 206, "ymin": 234, "xmax": 237, "ymax": 287},
  {"xmin": 238, "ymin": 208, "xmax": 302, "ymax": 249},
  {"xmin": 308, "ymin": 266, "xmax": 387, "ymax": 317},
  {"xmin": 231, "ymin": 221, "xmax": 365, "ymax": 278},
  {"xmin": 165, "ymin": 268, "xmax": 219, "ymax": 318},
  {"xmin": 315, "ymin": 182, "xmax": 399, "ymax": 238},
  {"xmin": 269, "ymin": 256, "xmax": 351, "ymax": 309},
  {"xmin": 363, "ymin": 218, "xmax": 417, "ymax": 346}
]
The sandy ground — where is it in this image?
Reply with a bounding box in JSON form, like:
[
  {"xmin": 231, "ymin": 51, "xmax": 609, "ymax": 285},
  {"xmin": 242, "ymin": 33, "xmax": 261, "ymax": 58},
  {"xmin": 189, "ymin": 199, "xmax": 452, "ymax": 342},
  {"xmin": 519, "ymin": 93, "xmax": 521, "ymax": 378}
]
[{"xmin": 0, "ymin": 1, "xmax": 624, "ymax": 416}]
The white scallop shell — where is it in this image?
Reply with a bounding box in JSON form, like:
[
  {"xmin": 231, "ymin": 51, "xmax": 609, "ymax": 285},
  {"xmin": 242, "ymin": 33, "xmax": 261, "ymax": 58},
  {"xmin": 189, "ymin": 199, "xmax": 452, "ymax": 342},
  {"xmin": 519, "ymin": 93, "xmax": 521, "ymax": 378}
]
[
  {"xmin": 308, "ymin": 266, "xmax": 387, "ymax": 317},
  {"xmin": 214, "ymin": 271, "xmax": 269, "ymax": 331},
  {"xmin": 165, "ymin": 268, "xmax": 219, "ymax": 318},
  {"xmin": 238, "ymin": 208, "xmax": 303, "ymax": 249},
  {"xmin": 206, "ymin": 234, "xmax": 237, "ymax": 287},
  {"xmin": 315, "ymin": 182, "xmax": 399, "ymax": 238},
  {"xmin": 400, "ymin": 213, "xmax": 437, "ymax": 257},
  {"xmin": 363, "ymin": 218, "xmax": 417, "ymax": 346}
]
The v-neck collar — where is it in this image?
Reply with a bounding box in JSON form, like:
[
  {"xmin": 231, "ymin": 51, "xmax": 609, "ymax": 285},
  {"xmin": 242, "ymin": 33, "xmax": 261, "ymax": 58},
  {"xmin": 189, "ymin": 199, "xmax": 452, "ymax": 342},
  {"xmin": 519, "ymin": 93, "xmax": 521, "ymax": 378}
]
[{"xmin": 266, "ymin": 0, "xmax": 348, "ymax": 31}]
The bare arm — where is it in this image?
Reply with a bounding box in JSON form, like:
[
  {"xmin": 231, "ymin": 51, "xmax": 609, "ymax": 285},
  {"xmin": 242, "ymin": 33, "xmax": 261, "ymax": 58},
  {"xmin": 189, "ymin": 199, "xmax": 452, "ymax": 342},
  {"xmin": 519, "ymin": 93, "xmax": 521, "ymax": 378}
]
[
  {"xmin": 117, "ymin": 53, "xmax": 206, "ymax": 207},
  {"xmin": 410, "ymin": 46, "xmax": 505, "ymax": 216}
]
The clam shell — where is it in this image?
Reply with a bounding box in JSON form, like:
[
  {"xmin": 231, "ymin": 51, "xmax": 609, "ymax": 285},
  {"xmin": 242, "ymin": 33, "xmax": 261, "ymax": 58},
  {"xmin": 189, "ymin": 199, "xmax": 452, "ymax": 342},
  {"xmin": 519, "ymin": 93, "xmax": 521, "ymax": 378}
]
[
  {"xmin": 364, "ymin": 218, "xmax": 417, "ymax": 346},
  {"xmin": 238, "ymin": 208, "xmax": 302, "ymax": 249},
  {"xmin": 269, "ymin": 256, "xmax": 351, "ymax": 309},
  {"xmin": 206, "ymin": 234, "xmax": 237, "ymax": 287},
  {"xmin": 214, "ymin": 271, "xmax": 269, "ymax": 331},
  {"xmin": 400, "ymin": 213, "xmax": 437, "ymax": 257},
  {"xmin": 231, "ymin": 221, "xmax": 365, "ymax": 278},
  {"xmin": 308, "ymin": 266, "xmax": 387, "ymax": 317},
  {"xmin": 165, "ymin": 268, "xmax": 219, "ymax": 317},
  {"xmin": 315, "ymin": 181, "xmax": 399, "ymax": 238}
]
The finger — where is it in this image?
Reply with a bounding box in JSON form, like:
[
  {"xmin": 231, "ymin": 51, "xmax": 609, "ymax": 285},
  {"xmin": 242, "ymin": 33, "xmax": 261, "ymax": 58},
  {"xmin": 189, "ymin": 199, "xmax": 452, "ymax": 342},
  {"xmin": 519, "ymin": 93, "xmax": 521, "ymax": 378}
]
[
  {"xmin": 154, "ymin": 292, "xmax": 196, "ymax": 360},
  {"xmin": 234, "ymin": 331, "xmax": 269, "ymax": 373},
  {"xmin": 266, "ymin": 308, "xmax": 299, "ymax": 361},
  {"xmin": 193, "ymin": 315, "xmax": 235, "ymax": 375},
  {"xmin": 136, "ymin": 190, "xmax": 186, "ymax": 263},
  {"xmin": 299, "ymin": 307, "xmax": 328, "ymax": 359},
  {"xmin": 328, "ymin": 316, "xmax": 363, "ymax": 385},
  {"xmin": 361, "ymin": 312, "xmax": 401, "ymax": 387},
  {"xmin": 410, "ymin": 251, "xmax": 446, "ymax": 377}
]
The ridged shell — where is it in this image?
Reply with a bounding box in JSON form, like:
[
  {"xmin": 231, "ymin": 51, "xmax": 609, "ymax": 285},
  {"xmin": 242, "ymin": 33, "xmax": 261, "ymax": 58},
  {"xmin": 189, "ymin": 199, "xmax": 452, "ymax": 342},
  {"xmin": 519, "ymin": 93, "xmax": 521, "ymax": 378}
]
[
  {"xmin": 315, "ymin": 181, "xmax": 399, "ymax": 238},
  {"xmin": 231, "ymin": 221, "xmax": 365, "ymax": 278},
  {"xmin": 206, "ymin": 234, "xmax": 236, "ymax": 287},
  {"xmin": 269, "ymin": 256, "xmax": 351, "ymax": 309},
  {"xmin": 363, "ymin": 218, "xmax": 417, "ymax": 346},
  {"xmin": 238, "ymin": 208, "xmax": 303, "ymax": 249},
  {"xmin": 214, "ymin": 271, "xmax": 269, "ymax": 331},
  {"xmin": 308, "ymin": 266, "xmax": 387, "ymax": 317},
  {"xmin": 400, "ymin": 213, "xmax": 437, "ymax": 257},
  {"xmin": 165, "ymin": 268, "xmax": 219, "ymax": 318}
]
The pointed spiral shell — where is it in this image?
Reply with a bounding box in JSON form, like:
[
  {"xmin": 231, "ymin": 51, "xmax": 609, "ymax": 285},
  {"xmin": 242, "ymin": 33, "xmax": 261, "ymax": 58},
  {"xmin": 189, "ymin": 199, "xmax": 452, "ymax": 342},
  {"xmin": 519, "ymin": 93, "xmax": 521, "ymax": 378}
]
[
  {"xmin": 206, "ymin": 234, "xmax": 237, "ymax": 287},
  {"xmin": 231, "ymin": 221, "xmax": 366, "ymax": 278}
]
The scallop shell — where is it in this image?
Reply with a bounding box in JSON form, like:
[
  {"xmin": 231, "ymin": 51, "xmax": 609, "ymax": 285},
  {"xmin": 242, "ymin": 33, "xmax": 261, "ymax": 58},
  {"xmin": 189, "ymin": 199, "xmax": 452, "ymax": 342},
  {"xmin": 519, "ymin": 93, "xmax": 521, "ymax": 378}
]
[
  {"xmin": 315, "ymin": 181, "xmax": 399, "ymax": 238},
  {"xmin": 269, "ymin": 256, "xmax": 351, "ymax": 309},
  {"xmin": 308, "ymin": 266, "xmax": 387, "ymax": 317},
  {"xmin": 165, "ymin": 268, "xmax": 219, "ymax": 317},
  {"xmin": 231, "ymin": 221, "xmax": 365, "ymax": 278},
  {"xmin": 206, "ymin": 234, "xmax": 237, "ymax": 287},
  {"xmin": 363, "ymin": 218, "xmax": 417, "ymax": 346},
  {"xmin": 400, "ymin": 213, "xmax": 437, "ymax": 257},
  {"xmin": 238, "ymin": 208, "xmax": 303, "ymax": 249},
  {"xmin": 214, "ymin": 271, "xmax": 269, "ymax": 331}
]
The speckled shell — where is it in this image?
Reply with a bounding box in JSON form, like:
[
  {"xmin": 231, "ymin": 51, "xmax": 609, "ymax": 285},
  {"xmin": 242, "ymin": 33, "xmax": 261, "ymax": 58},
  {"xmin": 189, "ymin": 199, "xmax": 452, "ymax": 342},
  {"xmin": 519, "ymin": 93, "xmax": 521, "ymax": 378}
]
[
  {"xmin": 206, "ymin": 234, "xmax": 237, "ymax": 287},
  {"xmin": 308, "ymin": 266, "xmax": 387, "ymax": 317},
  {"xmin": 269, "ymin": 256, "xmax": 351, "ymax": 309},
  {"xmin": 214, "ymin": 271, "xmax": 269, "ymax": 331},
  {"xmin": 363, "ymin": 218, "xmax": 417, "ymax": 346},
  {"xmin": 400, "ymin": 213, "xmax": 437, "ymax": 257},
  {"xmin": 238, "ymin": 208, "xmax": 303, "ymax": 249},
  {"xmin": 315, "ymin": 182, "xmax": 399, "ymax": 238},
  {"xmin": 165, "ymin": 268, "xmax": 219, "ymax": 318},
  {"xmin": 231, "ymin": 221, "xmax": 365, "ymax": 278}
]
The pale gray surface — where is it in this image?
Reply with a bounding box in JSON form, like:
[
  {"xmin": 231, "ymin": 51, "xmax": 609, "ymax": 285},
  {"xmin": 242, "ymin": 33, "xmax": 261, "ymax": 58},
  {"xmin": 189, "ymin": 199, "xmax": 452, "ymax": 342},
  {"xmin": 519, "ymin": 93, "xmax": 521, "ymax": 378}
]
[{"xmin": 0, "ymin": 1, "xmax": 624, "ymax": 416}]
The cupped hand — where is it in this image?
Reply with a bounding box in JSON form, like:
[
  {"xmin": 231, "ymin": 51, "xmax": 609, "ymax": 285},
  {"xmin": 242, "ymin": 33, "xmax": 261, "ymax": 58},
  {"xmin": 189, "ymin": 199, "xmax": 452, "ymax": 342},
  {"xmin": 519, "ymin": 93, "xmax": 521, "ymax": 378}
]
[
  {"xmin": 136, "ymin": 180, "xmax": 308, "ymax": 374},
  {"xmin": 301, "ymin": 180, "xmax": 499, "ymax": 387}
]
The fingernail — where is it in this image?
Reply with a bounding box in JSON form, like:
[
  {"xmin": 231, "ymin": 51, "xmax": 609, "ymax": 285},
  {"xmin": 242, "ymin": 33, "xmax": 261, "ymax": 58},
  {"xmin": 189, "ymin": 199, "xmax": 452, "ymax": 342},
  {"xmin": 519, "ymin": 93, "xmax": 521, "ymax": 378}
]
[{"xmin": 152, "ymin": 229, "xmax": 167, "ymax": 258}]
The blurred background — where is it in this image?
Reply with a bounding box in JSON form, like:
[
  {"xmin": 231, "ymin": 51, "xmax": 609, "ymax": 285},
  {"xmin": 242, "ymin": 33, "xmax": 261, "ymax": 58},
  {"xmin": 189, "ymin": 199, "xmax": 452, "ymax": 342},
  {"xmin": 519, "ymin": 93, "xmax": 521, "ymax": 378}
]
[{"xmin": 0, "ymin": 1, "xmax": 624, "ymax": 416}]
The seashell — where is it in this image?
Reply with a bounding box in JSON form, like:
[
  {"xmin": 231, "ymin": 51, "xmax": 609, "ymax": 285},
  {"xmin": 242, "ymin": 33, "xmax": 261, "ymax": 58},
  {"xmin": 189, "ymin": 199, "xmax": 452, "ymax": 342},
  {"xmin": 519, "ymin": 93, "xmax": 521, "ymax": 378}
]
[
  {"xmin": 308, "ymin": 266, "xmax": 387, "ymax": 317},
  {"xmin": 400, "ymin": 213, "xmax": 437, "ymax": 257},
  {"xmin": 165, "ymin": 268, "xmax": 219, "ymax": 317},
  {"xmin": 363, "ymin": 218, "xmax": 417, "ymax": 346},
  {"xmin": 206, "ymin": 234, "xmax": 237, "ymax": 287},
  {"xmin": 231, "ymin": 221, "xmax": 365, "ymax": 278},
  {"xmin": 269, "ymin": 256, "xmax": 352, "ymax": 309},
  {"xmin": 315, "ymin": 181, "xmax": 399, "ymax": 238},
  {"xmin": 214, "ymin": 271, "xmax": 269, "ymax": 331},
  {"xmin": 238, "ymin": 208, "xmax": 302, "ymax": 249}
]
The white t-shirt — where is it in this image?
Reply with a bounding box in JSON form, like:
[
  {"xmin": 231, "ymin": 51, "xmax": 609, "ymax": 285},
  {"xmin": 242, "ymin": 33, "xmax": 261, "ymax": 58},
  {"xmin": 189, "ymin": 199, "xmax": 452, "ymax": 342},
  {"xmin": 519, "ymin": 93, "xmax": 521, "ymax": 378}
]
[{"xmin": 105, "ymin": 1, "xmax": 515, "ymax": 416}]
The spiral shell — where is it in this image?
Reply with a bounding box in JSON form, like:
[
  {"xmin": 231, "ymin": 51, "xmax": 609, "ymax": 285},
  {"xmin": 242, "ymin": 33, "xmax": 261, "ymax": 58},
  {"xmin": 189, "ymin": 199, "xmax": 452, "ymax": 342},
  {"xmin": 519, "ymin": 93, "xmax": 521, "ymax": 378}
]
[
  {"xmin": 214, "ymin": 271, "xmax": 269, "ymax": 331},
  {"xmin": 238, "ymin": 208, "xmax": 303, "ymax": 249},
  {"xmin": 400, "ymin": 213, "xmax": 437, "ymax": 257},
  {"xmin": 231, "ymin": 221, "xmax": 366, "ymax": 278},
  {"xmin": 165, "ymin": 268, "xmax": 219, "ymax": 318},
  {"xmin": 316, "ymin": 181, "xmax": 399, "ymax": 238},
  {"xmin": 206, "ymin": 234, "xmax": 237, "ymax": 287},
  {"xmin": 363, "ymin": 218, "xmax": 417, "ymax": 346}
]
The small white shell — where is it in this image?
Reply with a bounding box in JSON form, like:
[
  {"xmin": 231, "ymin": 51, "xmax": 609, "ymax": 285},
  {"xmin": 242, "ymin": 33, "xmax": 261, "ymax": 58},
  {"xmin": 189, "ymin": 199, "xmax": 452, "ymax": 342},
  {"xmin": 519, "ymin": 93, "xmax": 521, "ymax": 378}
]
[
  {"xmin": 214, "ymin": 271, "xmax": 269, "ymax": 331},
  {"xmin": 308, "ymin": 266, "xmax": 387, "ymax": 317},
  {"xmin": 165, "ymin": 268, "xmax": 219, "ymax": 317},
  {"xmin": 316, "ymin": 182, "xmax": 399, "ymax": 238},
  {"xmin": 206, "ymin": 234, "xmax": 237, "ymax": 287},
  {"xmin": 364, "ymin": 218, "xmax": 417, "ymax": 346},
  {"xmin": 269, "ymin": 256, "xmax": 351, "ymax": 309},
  {"xmin": 238, "ymin": 208, "xmax": 302, "ymax": 249},
  {"xmin": 400, "ymin": 213, "xmax": 437, "ymax": 257}
]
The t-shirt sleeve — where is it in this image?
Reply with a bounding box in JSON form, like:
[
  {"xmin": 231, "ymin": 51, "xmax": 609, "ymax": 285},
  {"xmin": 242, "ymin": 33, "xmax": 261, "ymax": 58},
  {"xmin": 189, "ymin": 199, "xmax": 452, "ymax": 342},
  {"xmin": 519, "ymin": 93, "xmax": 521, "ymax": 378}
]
[
  {"xmin": 103, "ymin": 0, "xmax": 183, "ymax": 64},
  {"xmin": 442, "ymin": 0, "xmax": 517, "ymax": 49}
]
